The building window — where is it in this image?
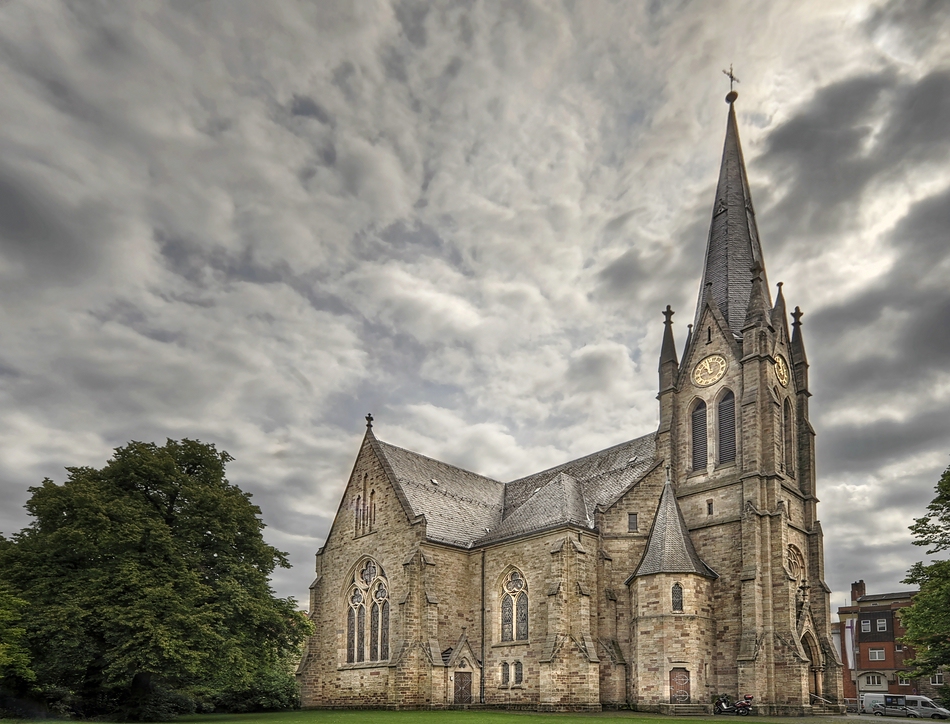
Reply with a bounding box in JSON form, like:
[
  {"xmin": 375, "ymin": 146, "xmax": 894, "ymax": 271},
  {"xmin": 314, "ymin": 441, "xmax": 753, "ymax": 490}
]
[
  {"xmin": 718, "ymin": 391, "xmax": 736, "ymax": 463},
  {"xmin": 866, "ymin": 674, "xmax": 883, "ymax": 686},
  {"xmin": 861, "ymin": 619, "xmax": 871, "ymax": 632},
  {"xmin": 346, "ymin": 558, "xmax": 389, "ymax": 664},
  {"xmin": 783, "ymin": 398, "xmax": 795, "ymax": 475},
  {"xmin": 501, "ymin": 662, "xmax": 509, "ymax": 685},
  {"xmin": 691, "ymin": 400, "xmax": 707, "ymax": 470},
  {"xmin": 628, "ymin": 513, "xmax": 638, "ymax": 532},
  {"xmin": 869, "ymin": 649, "xmax": 885, "ymax": 661},
  {"xmin": 369, "ymin": 489, "xmax": 376, "ymax": 529},
  {"xmin": 501, "ymin": 570, "xmax": 528, "ymax": 642},
  {"xmin": 355, "ymin": 495, "xmax": 362, "ymax": 532},
  {"xmin": 514, "ymin": 661, "xmax": 523, "ymax": 684},
  {"xmin": 707, "ymin": 499, "xmax": 714, "ymax": 515},
  {"xmin": 932, "ymin": 674, "xmax": 945, "ymax": 686},
  {"xmin": 898, "ymin": 675, "xmax": 910, "ymax": 686},
  {"xmin": 672, "ymin": 583, "xmax": 684, "ymax": 612},
  {"xmin": 877, "ymin": 618, "xmax": 887, "ymax": 632}
]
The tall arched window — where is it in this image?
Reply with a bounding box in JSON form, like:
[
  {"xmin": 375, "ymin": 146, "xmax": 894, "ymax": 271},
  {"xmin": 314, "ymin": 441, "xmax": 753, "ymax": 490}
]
[
  {"xmin": 783, "ymin": 399, "xmax": 795, "ymax": 477},
  {"xmin": 501, "ymin": 569, "xmax": 528, "ymax": 642},
  {"xmin": 514, "ymin": 661, "xmax": 523, "ymax": 684},
  {"xmin": 369, "ymin": 489, "xmax": 376, "ymax": 530},
  {"xmin": 691, "ymin": 401, "xmax": 707, "ymax": 471},
  {"xmin": 672, "ymin": 582, "xmax": 684, "ymax": 612},
  {"xmin": 501, "ymin": 662, "xmax": 510, "ymax": 685},
  {"xmin": 718, "ymin": 391, "xmax": 736, "ymax": 463},
  {"xmin": 346, "ymin": 558, "xmax": 389, "ymax": 664},
  {"xmin": 355, "ymin": 495, "xmax": 362, "ymax": 532}
]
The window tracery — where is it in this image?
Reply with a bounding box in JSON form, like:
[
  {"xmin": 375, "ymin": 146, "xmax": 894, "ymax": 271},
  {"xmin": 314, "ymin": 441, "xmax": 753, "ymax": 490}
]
[
  {"xmin": 346, "ymin": 558, "xmax": 389, "ymax": 664},
  {"xmin": 501, "ymin": 569, "xmax": 528, "ymax": 642}
]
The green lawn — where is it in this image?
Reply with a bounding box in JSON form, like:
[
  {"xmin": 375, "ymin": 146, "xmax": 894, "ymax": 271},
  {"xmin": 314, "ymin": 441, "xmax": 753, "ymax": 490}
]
[{"xmin": 171, "ymin": 710, "xmax": 849, "ymax": 724}]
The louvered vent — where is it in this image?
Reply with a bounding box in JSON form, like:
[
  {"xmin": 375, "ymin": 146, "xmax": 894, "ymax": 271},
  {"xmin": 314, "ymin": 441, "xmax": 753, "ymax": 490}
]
[
  {"xmin": 692, "ymin": 401, "xmax": 707, "ymax": 470},
  {"xmin": 718, "ymin": 391, "xmax": 736, "ymax": 463}
]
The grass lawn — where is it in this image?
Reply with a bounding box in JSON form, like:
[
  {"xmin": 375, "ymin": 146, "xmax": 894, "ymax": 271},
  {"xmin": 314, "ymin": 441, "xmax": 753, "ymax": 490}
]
[{"xmin": 171, "ymin": 710, "xmax": 850, "ymax": 724}]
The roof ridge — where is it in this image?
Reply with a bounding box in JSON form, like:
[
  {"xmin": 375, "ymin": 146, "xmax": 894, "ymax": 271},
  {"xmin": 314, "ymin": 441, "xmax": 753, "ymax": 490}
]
[{"xmin": 506, "ymin": 431, "xmax": 655, "ymax": 485}]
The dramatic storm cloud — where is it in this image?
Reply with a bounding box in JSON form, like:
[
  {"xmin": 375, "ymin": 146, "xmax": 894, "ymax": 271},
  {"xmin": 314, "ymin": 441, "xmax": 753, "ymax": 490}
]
[{"xmin": 1, "ymin": 0, "xmax": 949, "ymax": 612}]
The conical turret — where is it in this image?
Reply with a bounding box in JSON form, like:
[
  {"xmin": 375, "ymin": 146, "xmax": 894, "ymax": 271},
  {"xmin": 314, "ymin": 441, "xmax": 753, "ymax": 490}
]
[{"xmin": 694, "ymin": 92, "xmax": 770, "ymax": 335}]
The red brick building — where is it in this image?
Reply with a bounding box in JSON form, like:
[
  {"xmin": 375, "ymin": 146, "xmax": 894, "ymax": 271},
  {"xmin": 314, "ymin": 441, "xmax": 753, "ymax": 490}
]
[{"xmin": 836, "ymin": 581, "xmax": 946, "ymax": 702}]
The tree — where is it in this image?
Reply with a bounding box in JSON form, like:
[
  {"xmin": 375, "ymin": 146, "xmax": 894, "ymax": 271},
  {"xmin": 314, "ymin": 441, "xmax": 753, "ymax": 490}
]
[
  {"xmin": 4, "ymin": 439, "xmax": 312, "ymax": 720},
  {"xmin": 902, "ymin": 463, "xmax": 950, "ymax": 678}
]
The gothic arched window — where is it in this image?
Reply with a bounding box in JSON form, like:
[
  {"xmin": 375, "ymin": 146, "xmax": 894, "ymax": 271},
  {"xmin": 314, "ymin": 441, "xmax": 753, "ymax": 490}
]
[
  {"xmin": 501, "ymin": 662, "xmax": 510, "ymax": 685},
  {"xmin": 346, "ymin": 558, "xmax": 389, "ymax": 664},
  {"xmin": 369, "ymin": 489, "xmax": 376, "ymax": 529},
  {"xmin": 672, "ymin": 582, "xmax": 684, "ymax": 612},
  {"xmin": 514, "ymin": 661, "xmax": 523, "ymax": 684},
  {"xmin": 501, "ymin": 569, "xmax": 528, "ymax": 642},
  {"xmin": 783, "ymin": 399, "xmax": 795, "ymax": 477},
  {"xmin": 718, "ymin": 391, "xmax": 736, "ymax": 463},
  {"xmin": 355, "ymin": 495, "xmax": 362, "ymax": 532},
  {"xmin": 691, "ymin": 400, "xmax": 707, "ymax": 471}
]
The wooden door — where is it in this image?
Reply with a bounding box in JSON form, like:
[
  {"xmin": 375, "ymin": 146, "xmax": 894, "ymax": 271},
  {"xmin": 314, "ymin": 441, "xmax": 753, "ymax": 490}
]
[
  {"xmin": 454, "ymin": 671, "xmax": 472, "ymax": 704},
  {"xmin": 670, "ymin": 668, "xmax": 690, "ymax": 704}
]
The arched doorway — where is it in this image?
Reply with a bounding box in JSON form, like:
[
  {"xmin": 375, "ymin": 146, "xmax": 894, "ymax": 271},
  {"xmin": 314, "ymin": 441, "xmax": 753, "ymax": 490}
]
[{"xmin": 801, "ymin": 632, "xmax": 823, "ymax": 700}]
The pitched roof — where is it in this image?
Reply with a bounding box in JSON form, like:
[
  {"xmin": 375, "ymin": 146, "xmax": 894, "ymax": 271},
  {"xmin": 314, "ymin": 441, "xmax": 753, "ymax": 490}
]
[
  {"xmin": 632, "ymin": 480, "xmax": 717, "ymax": 579},
  {"xmin": 369, "ymin": 433, "xmax": 657, "ymax": 548},
  {"xmin": 694, "ymin": 94, "xmax": 770, "ymax": 336},
  {"xmin": 373, "ymin": 440, "xmax": 505, "ymax": 548}
]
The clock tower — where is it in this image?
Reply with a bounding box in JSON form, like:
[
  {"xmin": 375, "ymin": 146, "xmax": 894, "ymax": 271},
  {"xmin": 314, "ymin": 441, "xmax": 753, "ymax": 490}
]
[{"xmin": 654, "ymin": 91, "xmax": 843, "ymax": 713}]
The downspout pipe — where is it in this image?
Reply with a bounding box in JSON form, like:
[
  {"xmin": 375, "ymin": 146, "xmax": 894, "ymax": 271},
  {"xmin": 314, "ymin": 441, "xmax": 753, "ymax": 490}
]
[{"xmin": 480, "ymin": 548, "xmax": 486, "ymax": 703}]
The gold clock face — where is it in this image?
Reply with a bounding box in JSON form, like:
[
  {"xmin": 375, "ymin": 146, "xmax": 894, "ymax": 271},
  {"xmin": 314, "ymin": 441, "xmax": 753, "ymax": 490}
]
[
  {"xmin": 693, "ymin": 354, "xmax": 727, "ymax": 387},
  {"xmin": 775, "ymin": 354, "xmax": 790, "ymax": 387}
]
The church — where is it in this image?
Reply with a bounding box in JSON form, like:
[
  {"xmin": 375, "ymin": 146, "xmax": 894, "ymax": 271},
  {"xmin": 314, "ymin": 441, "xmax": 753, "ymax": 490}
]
[{"xmin": 296, "ymin": 91, "xmax": 844, "ymax": 714}]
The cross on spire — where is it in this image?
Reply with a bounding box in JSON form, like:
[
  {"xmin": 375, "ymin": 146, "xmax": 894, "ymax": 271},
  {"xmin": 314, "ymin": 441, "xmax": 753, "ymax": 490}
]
[
  {"xmin": 663, "ymin": 305, "xmax": 674, "ymax": 325},
  {"xmin": 722, "ymin": 64, "xmax": 740, "ymax": 91}
]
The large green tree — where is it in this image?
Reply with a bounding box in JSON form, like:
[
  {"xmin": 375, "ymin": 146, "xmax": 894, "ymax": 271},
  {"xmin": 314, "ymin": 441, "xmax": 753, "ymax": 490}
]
[
  {"xmin": 3, "ymin": 439, "xmax": 311, "ymax": 719},
  {"xmin": 902, "ymin": 463, "xmax": 950, "ymax": 676}
]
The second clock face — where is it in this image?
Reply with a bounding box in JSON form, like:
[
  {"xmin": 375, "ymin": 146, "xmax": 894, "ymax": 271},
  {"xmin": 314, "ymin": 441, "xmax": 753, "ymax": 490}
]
[
  {"xmin": 693, "ymin": 354, "xmax": 727, "ymax": 387},
  {"xmin": 775, "ymin": 354, "xmax": 790, "ymax": 387}
]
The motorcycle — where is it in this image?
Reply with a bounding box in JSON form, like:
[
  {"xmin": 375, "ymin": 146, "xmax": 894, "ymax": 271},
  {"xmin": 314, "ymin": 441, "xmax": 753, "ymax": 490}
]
[{"xmin": 714, "ymin": 694, "xmax": 754, "ymax": 715}]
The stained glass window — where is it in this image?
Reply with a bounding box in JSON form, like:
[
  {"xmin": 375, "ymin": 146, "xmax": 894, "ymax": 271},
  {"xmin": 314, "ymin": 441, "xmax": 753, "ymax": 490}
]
[
  {"xmin": 501, "ymin": 662, "xmax": 509, "ymax": 685},
  {"xmin": 514, "ymin": 661, "xmax": 523, "ymax": 684},
  {"xmin": 370, "ymin": 601, "xmax": 379, "ymax": 661},
  {"xmin": 346, "ymin": 558, "xmax": 390, "ymax": 664},
  {"xmin": 501, "ymin": 595, "xmax": 513, "ymax": 642},
  {"xmin": 501, "ymin": 569, "xmax": 528, "ymax": 642},
  {"xmin": 516, "ymin": 593, "xmax": 528, "ymax": 640}
]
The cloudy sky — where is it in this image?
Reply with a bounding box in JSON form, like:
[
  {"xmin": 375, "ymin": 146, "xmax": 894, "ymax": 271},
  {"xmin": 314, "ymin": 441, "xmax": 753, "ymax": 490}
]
[{"xmin": 1, "ymin": 0, "xmax": 949, "ymax": 611}]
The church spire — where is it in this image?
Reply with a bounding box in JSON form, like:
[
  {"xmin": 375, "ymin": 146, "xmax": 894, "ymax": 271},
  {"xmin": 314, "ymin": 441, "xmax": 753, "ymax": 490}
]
[{"xmin": 694, "ymin": 91, "xmax": 769, "ymax": 336}]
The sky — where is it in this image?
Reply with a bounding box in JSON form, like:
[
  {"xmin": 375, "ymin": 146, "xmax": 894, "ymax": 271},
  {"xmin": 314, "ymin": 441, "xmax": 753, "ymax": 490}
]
[{"xmin": 1, "ymin": 0, "xmax": 949, "ymax": 613}]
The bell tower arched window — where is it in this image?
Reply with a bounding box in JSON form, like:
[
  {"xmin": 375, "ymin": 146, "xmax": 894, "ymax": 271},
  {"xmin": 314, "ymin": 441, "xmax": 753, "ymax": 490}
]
[
  {"xmin": 783, "ymin": 399, "xmax": 795, "ymax": 477},
  {"xmin": 718, "ymin": 391, "xmax": 736, "ymax": 463},
  {"xmin": 346, "ymin": 558, "xmax": 389, "ymax": 664},
  {"xmin": 691, "ymin": 401, "xmax": 707, "ymax": 471},
  {"xmin": 501, "ymin": 569, "xmax": 528, "ymax": 642}
]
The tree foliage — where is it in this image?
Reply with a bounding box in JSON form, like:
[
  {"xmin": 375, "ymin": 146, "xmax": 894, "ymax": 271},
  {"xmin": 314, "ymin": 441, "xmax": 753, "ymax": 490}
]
[
  {"xmin": 902, "ymin": 463, "xmax": 950, "ymax": 675},
  {"xmin": 3, "ymin": 439, "xmax": 312, "ymax": 719}
]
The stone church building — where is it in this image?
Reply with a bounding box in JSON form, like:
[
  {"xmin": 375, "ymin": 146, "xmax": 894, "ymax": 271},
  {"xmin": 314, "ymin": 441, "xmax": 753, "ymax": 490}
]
[{"xmin": 297, "ymin": 93, "xmax": 844, "ymax": 713}]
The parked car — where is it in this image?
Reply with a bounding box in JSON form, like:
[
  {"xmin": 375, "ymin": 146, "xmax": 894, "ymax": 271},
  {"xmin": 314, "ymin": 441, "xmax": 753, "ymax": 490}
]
[{"xmin": 874, "ymin": 703, "xmax": 921, "ymax": 718}]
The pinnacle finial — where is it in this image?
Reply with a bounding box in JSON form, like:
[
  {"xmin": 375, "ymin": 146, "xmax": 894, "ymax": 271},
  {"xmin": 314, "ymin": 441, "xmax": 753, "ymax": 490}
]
[
  {"xmin": 365, "ymin": 413, "xmax": 374, "ymax": 428},
  {"xmin": 792, "ymin": 306, "xmax": 803, "ymax": 327},
  {"xmin": 663, "ymin": 305, "xmax": 674, "ymax": 325}
]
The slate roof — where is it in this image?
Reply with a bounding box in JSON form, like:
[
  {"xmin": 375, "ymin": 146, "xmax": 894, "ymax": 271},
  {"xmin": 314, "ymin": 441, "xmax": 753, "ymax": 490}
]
[
  {"xmin": 694, "ymin": 95, "xmax": 770, "ymax": 336},
  {"xmin": 632, "ymin": 481, "xmax": 718, "ymax": 579},
  {"xmin": 374, "ymin": 440, "xmax": 505, "ymax": 548},
  {"xmin": 371, "ymin": 431, "xmax": 657, "ymax": 548}
]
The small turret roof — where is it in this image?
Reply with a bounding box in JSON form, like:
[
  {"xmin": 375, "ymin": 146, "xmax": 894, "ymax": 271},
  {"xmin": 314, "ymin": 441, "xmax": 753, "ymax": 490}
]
[{"xmin": 632, "ymin": 479, "xmax": 718, "ymax": 579}]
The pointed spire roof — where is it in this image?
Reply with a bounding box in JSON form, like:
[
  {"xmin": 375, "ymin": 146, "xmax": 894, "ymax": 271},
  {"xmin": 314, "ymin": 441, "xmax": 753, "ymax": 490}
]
[
  {"xmin": 632, "ymin": 477, "xmax": 717, "ymax": 579},
  {"xmin": 695, "ymin": 92, "xmax": 770, "ymax": 335},
  {"xmin": 790, "ymin": 305, "xmax": 808, "ymax": 366},
  {"xmin": 743, "ymin": 261, "xmax": 772, "ymax": 330}
]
